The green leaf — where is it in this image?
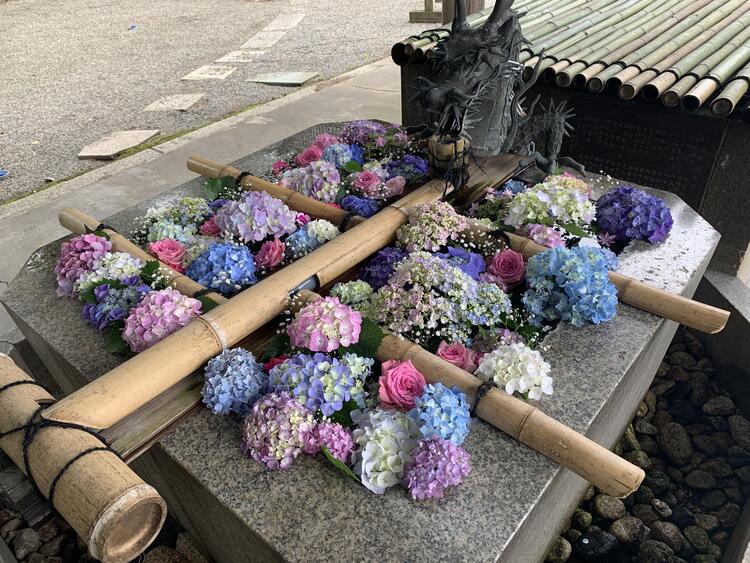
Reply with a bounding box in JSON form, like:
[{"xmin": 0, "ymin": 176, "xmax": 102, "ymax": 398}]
[
  {"xmin": 103, "ymin": 324, "xmax": 129, "ymax": 355},
  {"xmin": 261, "ymin": 333, "xmax": 291, "ymax": 361},
  {"xmin": 328, "ymin": 399, "xmax": 359, "ymax": 428},
  {"xmin": 562, "ymin": 223, "xmax": 590, "ymax": 238},
  {"xmin": 205, "ymin": 178, "xmax": 223, "ymax": 200},
  {"xmin": 83, "ymin": 225, "xmax": 111, "ymax": 240},
  {"xmin": 335, "ymin": 184, "xmax": 349, "ymax": 204},
  {"xmin": 341, "ymin": 319, "xmax": 385, "ymax": 359},
  {"xmin": 321, "ymin": 446, "xmax": 360, "ymax": 484},
  {"xmin": 197, "ymin": 295, "xmax": 219, "ymax": 313},
  {"xmin": 343, "ymin": 160, "xmax": 362, "ymax": 173},
  {"xmin": 140, "ymin": 261, "xmax": 166, "ymax": 289}
]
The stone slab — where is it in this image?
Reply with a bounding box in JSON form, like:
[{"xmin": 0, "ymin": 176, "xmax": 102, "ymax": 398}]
[
  {"xmin": 77, "ymin": 130, "xmax": 160, "ymax": 160},
  {"xmin": 214, "ymin": 51, "xmax": 264, "ymax": 64},
  {"xmin": 249, "ymin": 72, "xmax": 318, "ymax": 87},
  {"xmin": 240, "ymin": 31, "xmax": 286, "ymax": 49},
  {"xmin": 263, "ymin": 13, "xmax": 305, "ymax": 31},
  {"xmin": 181, "ymin": 65, "xmax": 236, "ymax": 81},
  {"xmin": 144, "ymin": 94, "xmax": 205, "ymax": 112},
  {"xmin": 1, "ymin": 124, "xmax": 721, "ymax": 562}
]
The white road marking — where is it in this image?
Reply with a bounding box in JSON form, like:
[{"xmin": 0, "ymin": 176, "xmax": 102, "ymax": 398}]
[
  {"xmin": 144, "ymin": 93, "xmax": 205, "ymax": 111},
  {"xmin": 214, "ymin": 50, "xmax": 265, "ymax": 64},
  {"xmin": 240, "ymin": 30, "xmax": 286, "ymax": 49},
  {"xmin": 181, "ymin": 65, "xmax": 237, "ymax": 81},
  {"xmin": 263, "ymin": 13, "xmax": 305, "ymax": 31}
]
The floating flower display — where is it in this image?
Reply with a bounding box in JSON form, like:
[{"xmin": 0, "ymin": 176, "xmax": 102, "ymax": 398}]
[
  {"xmin": 287, "ymin": 296, "xmax": 362, "ymax": 352},
  {"xmin": 505, "ymin": 179, "xmax": 596, "ymax": 228},
  {"xmin": 396, "ymin": 202, "xmax": 469, "ymax": 252},
  {"xmin": 409, "ymin": 383, "xmax": 471, "ymax": 445},
  {"xmin": 74, "ymin": 252, "xmax": 145, "ymax": 295},
  {"xmin": 404, "ymin": 438, "xmax": 471, "ymax": 500},
  {"xmin": 213, "ymin": 191, "xmax": 298, "ymax": 243}
]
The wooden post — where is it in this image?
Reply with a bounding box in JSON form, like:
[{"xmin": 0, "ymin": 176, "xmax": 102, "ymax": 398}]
[{"xmin": 410, "ymin": 0, "xmax": 444, "ymax": 24}]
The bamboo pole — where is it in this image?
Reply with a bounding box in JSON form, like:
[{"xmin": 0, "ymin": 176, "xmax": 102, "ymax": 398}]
[
  {"xmin": 712, "ymin": 66, "xmax": 750, "ymax": 116},
  {"xmin": 0, "ymin": 355, "xmax": 166, "ymax": 562},
  {"xmin": 642, "ymin": 15, "xmax": 750, "ymax": 102},
  {"xmin": 622, "ymin": 8, "xmax": 750, "ymax": 101},
  {"xmin": 683, "ymin": 39, "xmax": 750, "ymax": 112},
  {"xmin": 584, "ymin": 0, "xmax": 715, "ymax": 93},
  {"xmin": 58, "ymin": 208, "xmax": 228, "ymax": 307}
]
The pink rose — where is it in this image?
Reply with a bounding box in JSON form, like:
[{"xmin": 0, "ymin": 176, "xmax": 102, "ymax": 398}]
[
  {"xmin": 353, "ymin": 170, "xmax": 382, "ymax": 194},
  {"xmin": 437, "ymin": 341, "xmax": 478, "ymax": 373},
  {"xmin": 325, "ymin": 202, "xmax": 342, "ymax": 209},
  {"xmin": 379, "ymin": 359, "xmax": 426, "ymax": 410},
  {"xmin": 487, "ymin": 249, "xmax": 525, "ymax": 288},
  {"xmin": 295, "ymin": 146, "xmax": 323, "ymax": 167},
  {"xmin": 296, "ymin": 213, "xmax": 311, "ymax": 225},
  {"xmin": 383, "ymin": 176, "xmax": 406, "ymax": 199},
  {"xmin": 255, "ymin": 238, "xmax": 285, "ymax": 270},
  {"xmin": 263, "ymin": 355, "xmax": 288, "ymax": 371},
  {"xmin": 313, "ymin": 133, "xmax": 340, "ymax": 150},
  {"xmin": 148, "ymin": 238, "xmax": 186, "ymax": 273},
  {"xmin": 272, "ymin": 160, "xmax": 291, "ymax": 175},
  {"xmin": 198, "ymin": 217, "xmax": 220, "ymax": 237}
]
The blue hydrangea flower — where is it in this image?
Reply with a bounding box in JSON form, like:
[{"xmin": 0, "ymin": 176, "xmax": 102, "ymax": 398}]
[
  {"xmin": 434, "ymin": 246, "xmax": 486, "ymax": 280},
  {"xmin": 502, "ymin": 179, "xmax": 528, "ymax": 194},
  {"xmin": 186, "ymin": 242, "xmax": 257, "ymax": 296},
  {"xmin": 523, "ymin": 246, "xmax": 618, "ymax": 327},
  {"xmin": 202, "ymin": 348, "xmax": 267, "ymax": 416},
  {"xmin": 348, "ymin": 143, "xmax": 365, "ymax": 164},
  {"xmin": 284, "ymin": 228, "xmax": 321, "ymax": 259},
  {"xmin": 386, "ymin": 154, "xmax": 429, "ymax": 183},
  {"xmin": 268, "ymin": 353, "xmax": 354, "ymax": 417},
  {"xmin": 409, "ymin": 383, "xmax": 471, "ymax": 446},
  {"xmin": 341, "ymin": 194, "xmax": 381, "ymax": 218},
  {"xmin": 596, "ymin": 185, "xmax": 673, "ymax": 244},
  {"xmin": 322, "ymin": 143, "xmax": 354, "ymax": 168}
]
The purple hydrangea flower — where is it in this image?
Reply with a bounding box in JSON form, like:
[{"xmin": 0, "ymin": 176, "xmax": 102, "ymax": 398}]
[
  {"xmin": 596, "ymin": 186, "xmax": 673, "ymax": 244},
  {"xmin": 55, "ymin": 234, "xmax": 112, "ymax": 297},
  {"xmin": 404, "ymin": 438, "xmax": 471, "ymax": 500},
  {"xmin": 82, "ymin": 278, "xmax": 151, "ymax": 331},
  {"xmin": 434, "ymin": 246, "xmax": 486, "ymax": 280},
  {"xmin": 302, "ymin": 421, "xmax": 355, "ymax": 463},
  {"xmin": 357, "ymin": 247, "xmax": 407, "ymax": 289},
  {"xmin": 339, "ymin": 120, "xmax": 388, "ymax": 144},
  {"xmin": 214, "ymin": 191, "xmax": 298, "ymax": 243},
  {"xmin": 386, "ymin": 154, "xmax": 429, "ymax": 183},
  {"xmin": 348, "ymin": 143, "xmax": 364, "ymax": 164}
]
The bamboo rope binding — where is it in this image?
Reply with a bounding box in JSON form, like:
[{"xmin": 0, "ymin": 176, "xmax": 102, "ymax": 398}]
[{"xmin": 0, "ymin": 355, "xmax": 166, "ymax": 562}]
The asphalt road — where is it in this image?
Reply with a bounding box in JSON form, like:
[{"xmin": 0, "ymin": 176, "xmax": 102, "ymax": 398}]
[{"xmin": 0, "ymin": 0, "xmax": 432, "ymax": 203}]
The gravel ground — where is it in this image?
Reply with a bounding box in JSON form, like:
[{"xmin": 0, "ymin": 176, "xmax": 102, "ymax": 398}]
[{"xmin": 0, "ymin": 0, "xmax": 435, "ymax": 203}]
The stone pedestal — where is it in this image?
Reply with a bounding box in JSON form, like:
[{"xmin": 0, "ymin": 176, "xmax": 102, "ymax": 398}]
[{"xmin": 0, "ymin": 124, "xmax": 721, "ymax": 562}]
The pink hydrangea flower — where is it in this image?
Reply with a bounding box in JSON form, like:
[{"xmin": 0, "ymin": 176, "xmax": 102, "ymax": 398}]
[
  {"xmin": 383, "ymin": 176, "xmax": 406, "ymax": 199},
  {"xmin": 255, "ymin": 238, "xmax": 285, "ymax": 270},
  {"xmin": 55, "ymin": 234, "xmax": 112, "ymax": 297},
  {"xmin": 271, "ymin": 160, "xmax": 291, "ymax": 175},
  {"xmin": 198, "ymin": 217, "xmax": 221, "ymax": 237},
  {"xmin": 148, "ymin": 238, "xmax": 187, "ymax": 273},
  {"xmin": 296, "ymin": 213, "xmax": 311, "ymax": 225},
  {"xmin": 312, "ymin": 133, "xmax": 340, "ymax": 150},
  {"xmin": 302, "ymin": 421, "xmax": 355, "ymax": 463},
  {"xmin": 436, "ymin": 341, "xmax": 478, "ymax": 372},
  {"xmin": 287, "ymin": 296, "xmax": 362, "ymax": 352},
  {"xmin": 379, "ymin": 359, "xmax": 426, "ymax": 410},
  {"xmin": 294, "ymin": 146, "xmax": 323, "ymax": 167},
  {"xmin": 518, "ymin": 224, "xmax": 566, "ymax": 248},
  {"xmin": 122, "ymin": 288, "xmax": 202, "ymax": 353}
]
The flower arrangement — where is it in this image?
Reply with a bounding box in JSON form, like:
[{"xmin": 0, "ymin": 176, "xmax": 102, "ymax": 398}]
[
  {"xmin": 396, "ymin": 202, "xmax": 469, "ymax": 252},
  {"xmin": 287, "ymin": 296, "xmax": 362, "ymax": 352},
  {"xmin": 213, "ymin": 190, "xmax": 298, "ymax": 243},
  {"xmin": 185, "ymin": 242, "xmax": 257, "ymax": 297},
  {"xmin": 596, "ymin": 185, "xmax": 673, "ymax": 244},
  {"xmin": 523, "ymin": 246, "xmax": 619, "ymax": 327},
  {"xmin": 81, "ymin": 277, "xmax": 151, "ymax": 332},
  {"xmin": 504, "ymin": 179, "xmax": 596, "ymax": 229},
  {"xmin": 74, "ymin": 252, "xmax": 145, "ymax": 295}
]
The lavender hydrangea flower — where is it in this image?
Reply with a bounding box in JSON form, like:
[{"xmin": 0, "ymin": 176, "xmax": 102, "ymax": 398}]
[
  {"xmin": 434, "ymin": 246, "xmax": 486, "ymax": 280},
  {"xmin": 386, "ymin": 154, "xmax": 429, "ymax": 183},
  {"xmin": 302, "ymin": 421, "xmax": 355, "ymax": 463},
  {"xmin": 74, "ymin": 252, "xmax": 145, "ymax": 296},
  {"xmin": 523, "ymin": 246, "xmax": 619, "ymax": 327},
  {"xmin": 268, "ymin": 353, "xmax": 355, "ymax": 417},
  {"xmin": 596, "ymin": 185, "xmax": 674, "ymax": 244},
  {"xmin": 284, "ymin": 228, "xmax": 320, "ymax": 259},
  {"xmin": 82, "ymin": 278, "xmax": 151, "ymax": 331},
  {"xmin": 357, "ymin": 247, "xmax": 407, "ymax": 289},
  {"xmin": 408, "ymin": 384, "xmax": 471, "ymax": 445},
  {"xmin": 214, "ymin": 191, "xmax": 298, "ymax": 243},
  {"xmin": 186, "ymin": 242, "xmax": 257, "ymax": 296},
  {"xmin": 404, "ymin": 438, "xmax": 471, "ymax": 500},
  {"xmin": 55, "ymin": 234, "xmax": 112, "ymax": 297},
  {"xmin": 341, "ymin": 194, "xmax": 381, "ymax": 218},
  {"xmin": 242, "ymin": 392, "xmax": 317, "ymax": 470},
  {"xmin": 202, "ymin": 348, "xmax": 267, "ymax": 416},
  {"xmin": 279, "ymin": 161, "xmax": 341, "ymax": 203},
  {"xmin": 339, "ymin": 120, "xmax": 388, "ymax": 145}
]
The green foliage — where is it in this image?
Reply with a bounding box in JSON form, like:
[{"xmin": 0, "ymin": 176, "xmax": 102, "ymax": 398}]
[
  {"xmin": 328, "ymin": 399, "xmax": 360, "ymax": 428},
  {"xmin": 197, "ymin": 295, "xmax": 219, "ymax": 313},
  {"xmin": 140, "ymin": 261, "xmax": 168, "ymax": 289},
  {"xmin": 561, "ymin": 222, "xmax": 589, "ymax": 239},
  {"xmin": 321, "ymin": 446, "xmax": 360, "ymax": 484},
  {"xmin": 103, "ymin": 322, "xmax": 130, "ymax": 355},
  {"xmin": 78, "ymin": 278, "xmax": 125, "ymax": 304},
  {"xmin": 340, "ymin": 318, "xmax": 384, "ymax": 359},
  {"xmin": 205, "ymin": 176, "xmax": 240, "ymax": 201},
  {"xmin": 83, "ymin": 225, "xmax": 111, "ymax": 240},
  {"xmin": 261, "ymin": 333, "xmax": 291, "ymax": 361},
  {"xmin": 343, "ymin": 160, "xmax": 362, "ymax": 173}
]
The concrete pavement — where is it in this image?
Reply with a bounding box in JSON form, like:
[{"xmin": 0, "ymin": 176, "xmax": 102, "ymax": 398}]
[
  {"xmin": 0, "ymin": 57, "xmax": 402, "ymax": 354},
  {"xmin": 0, "ymin": 0, "xmax": 428, "ymax": 202}
]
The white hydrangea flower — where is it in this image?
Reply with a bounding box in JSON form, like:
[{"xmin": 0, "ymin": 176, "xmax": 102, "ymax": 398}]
[
  {"xmin": 305, "ymin": 219, "xmax": 339, "ymax": 244},
  {"xmin": 351, "ymin": 408, "xmax": 419, "ymax": 494},
  {"xmin": 504, "ymin": 181, "xmax": 595, "ymax": 228},
  {"xmin": 475, "ymin": 342, "xmax": 553, "ymax": 400},
  {"xmin": 74, "ymin": 252, "xmax": 144, "ymax": 294},
  {"xmin": 340, "ymin": 352, "xmax": 374, "ymax": 408},
  {"xmin": 330, "ymin": 280, "xmax": 373, "ymax": 306}
]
